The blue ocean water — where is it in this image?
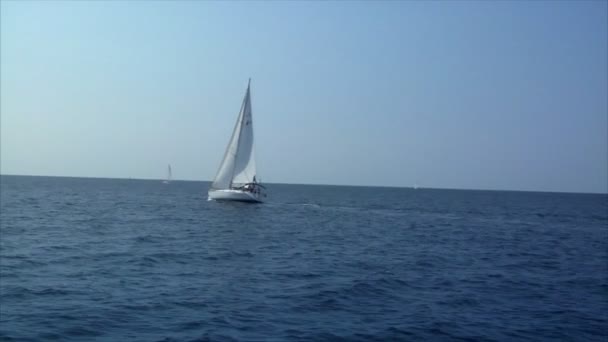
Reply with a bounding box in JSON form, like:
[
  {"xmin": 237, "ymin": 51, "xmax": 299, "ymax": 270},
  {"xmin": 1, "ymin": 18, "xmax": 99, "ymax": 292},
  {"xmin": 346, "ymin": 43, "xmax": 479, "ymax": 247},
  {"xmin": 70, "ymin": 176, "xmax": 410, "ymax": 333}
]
[{"xmin": 0, "ymin": 175, "xmax": 606, "ymax": 341}]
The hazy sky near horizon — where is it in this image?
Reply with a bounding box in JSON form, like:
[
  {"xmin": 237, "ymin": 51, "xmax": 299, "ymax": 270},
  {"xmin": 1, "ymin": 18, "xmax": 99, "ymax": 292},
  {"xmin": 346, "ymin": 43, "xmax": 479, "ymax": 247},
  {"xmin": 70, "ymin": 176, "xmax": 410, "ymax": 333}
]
[{"xmin": 1, "ymin": 1, "xmax": 607, "ymax": 193}]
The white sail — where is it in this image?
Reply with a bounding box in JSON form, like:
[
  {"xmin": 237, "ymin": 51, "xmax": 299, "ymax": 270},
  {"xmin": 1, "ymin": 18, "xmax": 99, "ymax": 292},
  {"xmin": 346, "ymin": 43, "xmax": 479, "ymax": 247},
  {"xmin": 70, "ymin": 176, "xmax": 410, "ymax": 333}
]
[
  {"xmin": 211, "ymin": 80, "xmax": 257, "ymax": 190},
  {"xmin": 163, "ymin": 164, "xmax": 172, "ymax": 184}
]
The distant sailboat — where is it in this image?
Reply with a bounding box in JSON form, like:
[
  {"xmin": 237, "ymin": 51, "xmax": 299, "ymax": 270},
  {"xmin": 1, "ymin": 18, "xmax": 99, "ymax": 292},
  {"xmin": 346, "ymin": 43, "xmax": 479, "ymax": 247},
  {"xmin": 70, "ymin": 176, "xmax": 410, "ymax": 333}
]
[
  {"xmin": 163, "ymin": 164, "xmax": 172, "ymax": 184},
  {"xmin": 208, "ymin": 79, "xmax": 265, "ymax": 202}
]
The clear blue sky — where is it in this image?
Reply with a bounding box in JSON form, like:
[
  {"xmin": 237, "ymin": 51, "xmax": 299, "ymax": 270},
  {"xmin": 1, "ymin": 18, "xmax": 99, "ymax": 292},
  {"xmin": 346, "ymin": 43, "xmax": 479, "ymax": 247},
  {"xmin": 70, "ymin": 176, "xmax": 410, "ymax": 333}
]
[{"xmin": 1, "ymin": 1, "xmax": 606, "ymax": 193}]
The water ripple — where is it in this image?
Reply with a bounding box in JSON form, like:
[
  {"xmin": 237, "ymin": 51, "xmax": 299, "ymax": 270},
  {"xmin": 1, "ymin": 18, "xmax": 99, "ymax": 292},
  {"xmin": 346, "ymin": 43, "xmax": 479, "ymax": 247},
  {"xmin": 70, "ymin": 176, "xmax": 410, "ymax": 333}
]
[{"xmin": 1, "ymin": 176, "xmax": 606, "ymax": 341}]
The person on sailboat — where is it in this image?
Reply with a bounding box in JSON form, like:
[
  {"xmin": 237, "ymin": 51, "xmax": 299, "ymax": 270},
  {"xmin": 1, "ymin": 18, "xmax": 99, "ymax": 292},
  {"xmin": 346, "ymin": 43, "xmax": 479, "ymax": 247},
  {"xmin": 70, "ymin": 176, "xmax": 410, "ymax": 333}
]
[
  {"xmin": 241, "ymin": 176, "xmax": 257, "ymax": 193},
  {"xmin": 243, "ymin": 181, "xmax": 254, "ymax": 193}
]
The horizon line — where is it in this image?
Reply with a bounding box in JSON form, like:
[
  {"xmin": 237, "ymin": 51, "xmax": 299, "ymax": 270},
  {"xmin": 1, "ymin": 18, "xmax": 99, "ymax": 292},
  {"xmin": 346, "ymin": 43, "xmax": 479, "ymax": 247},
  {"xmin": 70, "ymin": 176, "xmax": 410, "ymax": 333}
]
[{"xmin": 1, "ymin": 173, "xmax": 606, "ymax": 195}]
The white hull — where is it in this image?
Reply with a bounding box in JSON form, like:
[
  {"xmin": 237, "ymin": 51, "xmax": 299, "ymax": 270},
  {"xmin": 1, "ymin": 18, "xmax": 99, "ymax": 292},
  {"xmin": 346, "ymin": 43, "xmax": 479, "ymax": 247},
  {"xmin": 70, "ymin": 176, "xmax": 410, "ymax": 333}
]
[{"xmin": 208, "ymin": 189, "xmax": 262, "ymax": 203}]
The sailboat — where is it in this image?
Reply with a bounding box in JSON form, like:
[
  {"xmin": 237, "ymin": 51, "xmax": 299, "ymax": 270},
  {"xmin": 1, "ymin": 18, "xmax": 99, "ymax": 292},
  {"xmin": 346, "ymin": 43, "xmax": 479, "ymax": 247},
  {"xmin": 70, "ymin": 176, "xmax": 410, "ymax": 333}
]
[
  {"xmin": 162, "ymin": 164, "xmax": 172, "ymax": 184},
  {"xmin": 208, "ymin": 79, "xmax": 265, "ymax": 203}
]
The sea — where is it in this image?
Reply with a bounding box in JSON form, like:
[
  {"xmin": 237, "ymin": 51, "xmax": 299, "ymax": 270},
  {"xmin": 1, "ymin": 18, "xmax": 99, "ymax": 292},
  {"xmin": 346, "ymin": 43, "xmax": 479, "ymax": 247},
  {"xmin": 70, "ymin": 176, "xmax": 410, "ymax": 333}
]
[{"xmin": 0, "ymin": 175, "xmax": 606, "ymax": 341}]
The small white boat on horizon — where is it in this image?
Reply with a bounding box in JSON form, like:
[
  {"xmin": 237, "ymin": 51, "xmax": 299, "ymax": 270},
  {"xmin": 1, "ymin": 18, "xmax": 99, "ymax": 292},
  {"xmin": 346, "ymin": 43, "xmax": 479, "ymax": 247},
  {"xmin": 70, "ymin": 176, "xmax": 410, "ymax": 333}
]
[
  {"xmin": 208, "ymin": 79, "xmax": 265, "ymax": 203},
  {"xmin": 162, "ymin": 164, "xmax": 172, "ymax": 184}
]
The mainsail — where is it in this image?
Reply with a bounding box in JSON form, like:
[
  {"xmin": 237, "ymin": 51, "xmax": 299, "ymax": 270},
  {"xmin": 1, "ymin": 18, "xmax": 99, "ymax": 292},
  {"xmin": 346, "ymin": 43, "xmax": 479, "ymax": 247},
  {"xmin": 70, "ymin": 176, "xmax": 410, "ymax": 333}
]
[{"xmin": 211, "ymin": 79, "xmax": 257, "ymax": 190}]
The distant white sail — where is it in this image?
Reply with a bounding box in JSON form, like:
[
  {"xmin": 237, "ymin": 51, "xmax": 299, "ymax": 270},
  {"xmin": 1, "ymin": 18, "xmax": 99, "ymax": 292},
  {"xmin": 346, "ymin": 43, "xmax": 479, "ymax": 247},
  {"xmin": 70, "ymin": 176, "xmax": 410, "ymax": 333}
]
[
  {"xmin": 163, "ymin": 164, "xmax": 172, "ymax": 184},
  {"xmin": 211, "ymin": 80, "xmax": 257, "ymax": 190}
]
